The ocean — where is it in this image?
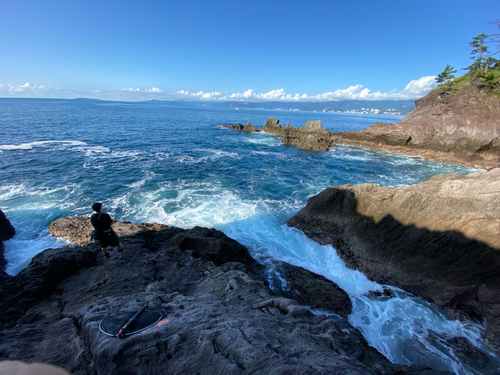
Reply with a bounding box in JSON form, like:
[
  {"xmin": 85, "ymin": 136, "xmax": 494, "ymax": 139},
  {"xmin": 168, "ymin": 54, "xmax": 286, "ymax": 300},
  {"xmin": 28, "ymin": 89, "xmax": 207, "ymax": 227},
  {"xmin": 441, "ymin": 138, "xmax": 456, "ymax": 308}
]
[{"xmin": 0, "ymin": 98, "xmax": 497, "ymax": 373}]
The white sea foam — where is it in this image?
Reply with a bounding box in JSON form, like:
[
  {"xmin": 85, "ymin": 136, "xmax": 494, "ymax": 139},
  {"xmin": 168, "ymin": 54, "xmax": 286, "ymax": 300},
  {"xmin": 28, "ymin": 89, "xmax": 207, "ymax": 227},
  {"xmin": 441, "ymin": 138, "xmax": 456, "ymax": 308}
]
[
  {"xmin": 108, "ymin": 181, "xmax": 259, "ymax": 229},
  {"xmin": 4, "ymin": 233, "xmax": 70, "ymax": 275},
  {"xmin": 75, "ymin": 145, "xmax": 111, "ymax": 157},
  {"xmin": 247, "ymin": 137, "xmax": 281, "ymax": 146},
  {"xmin": 106, "ymin": 150, "xmax": 142, "ymax": 159},
  {"xmin": 0, "ymin": 140, "xmax": 87, "ymax": 151},
  {"xmin": 349, "ymin": 289, "xmax": 495, "ymax": 373},
  {"xmin": 176, "ymin": 149, "xmax": 241, "ymax": 164}
]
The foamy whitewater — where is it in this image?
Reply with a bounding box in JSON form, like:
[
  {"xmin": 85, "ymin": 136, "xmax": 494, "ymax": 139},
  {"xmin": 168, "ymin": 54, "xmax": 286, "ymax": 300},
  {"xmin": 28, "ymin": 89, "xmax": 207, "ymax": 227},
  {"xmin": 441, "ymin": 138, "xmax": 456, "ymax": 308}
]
[{"xmin": 1, "ymin": 98, "xmax": 498, "ymax": 373}]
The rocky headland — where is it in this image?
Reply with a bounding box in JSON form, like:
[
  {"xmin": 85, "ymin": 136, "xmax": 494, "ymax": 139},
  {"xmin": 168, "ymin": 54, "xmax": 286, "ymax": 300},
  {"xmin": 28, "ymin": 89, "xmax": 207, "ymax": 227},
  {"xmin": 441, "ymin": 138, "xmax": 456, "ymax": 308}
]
[
  {"xmin": 333, "ymin": 82, "xmax": 500, "ymax": 169},
  {"xmin": 0, "ymin": 214, "xmax": 445, "ymax": 374},
  {"xmin": 222, "ymin": 82, "xmax": 500, "ymax": 169},
  {"xmin": 288, "ymin": 168, "xmax": 500, "ymax": 351}
]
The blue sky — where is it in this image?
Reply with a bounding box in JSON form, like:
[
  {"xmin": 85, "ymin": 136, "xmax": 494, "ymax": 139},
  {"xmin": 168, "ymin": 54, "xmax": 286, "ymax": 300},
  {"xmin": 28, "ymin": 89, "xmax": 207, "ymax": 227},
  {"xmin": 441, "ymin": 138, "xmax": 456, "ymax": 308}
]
[{"xmin": 1, "ymin": 0, "xmax": 498, "ymax": 101}]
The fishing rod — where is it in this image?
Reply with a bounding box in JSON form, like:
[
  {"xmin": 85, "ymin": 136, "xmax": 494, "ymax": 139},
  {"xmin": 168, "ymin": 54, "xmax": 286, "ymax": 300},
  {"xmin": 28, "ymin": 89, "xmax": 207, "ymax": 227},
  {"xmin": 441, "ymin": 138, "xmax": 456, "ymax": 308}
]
[{"xmin": 117, "ymin": 303, "xmax": 148, "ymax": 339}]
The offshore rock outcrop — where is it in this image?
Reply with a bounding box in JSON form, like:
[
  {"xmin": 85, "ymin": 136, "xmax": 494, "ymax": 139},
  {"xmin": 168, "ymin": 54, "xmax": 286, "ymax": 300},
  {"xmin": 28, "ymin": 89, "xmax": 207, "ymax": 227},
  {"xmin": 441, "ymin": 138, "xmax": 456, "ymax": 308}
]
[
  {"xmin": 288, "ymin": 168, "xmax": 500, "ymax": 350},
  {"xmin": 222, "ymin": 121, "xmax": 258, "ymax": 133},
  {"xmin": 262, "ymin": 118, "xmax": 336, "ymax": 151},
  {"xmin": 222, "ymin": 118, "xmax": 338, "ymax": 151},
  {"xmin": 0, "ymin": 218, "xmax": 442, "ymax": 374}
]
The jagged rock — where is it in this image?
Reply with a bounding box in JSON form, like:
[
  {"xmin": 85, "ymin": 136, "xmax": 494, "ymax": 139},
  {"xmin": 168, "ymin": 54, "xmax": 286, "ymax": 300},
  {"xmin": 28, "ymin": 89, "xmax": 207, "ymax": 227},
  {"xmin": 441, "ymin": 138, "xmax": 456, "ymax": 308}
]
[
  {"xmin": 262, "ymin": 117, "xmax": 281, "ymax": 131},
  {"xmin": 302, "ymin": 119, "xmax": 325, "ymax": 132},
  {"xmin": 272, "ymin": 260, "xmax": 352, "ymax": 318},
  {"xmin": 0, "ymin": 219, "xmax": 442, "ymax": 374},
  {"xmin": 0, "ymin": 209, "xmax": 15, "ymax": 273},
  {"xmin": 0, "ymin": 209, "xmax": 15, "ymax": 242},
  {"xmin": 242, "ymin": 122, "xmax": 258, "ymax": 132},
  {"xmin": 288, "ymin": 168, "xmax": 500, "ymax": 350},
  {"xmin": 48, "ymin": 216, "xmax": 170, "ymax": 246}
]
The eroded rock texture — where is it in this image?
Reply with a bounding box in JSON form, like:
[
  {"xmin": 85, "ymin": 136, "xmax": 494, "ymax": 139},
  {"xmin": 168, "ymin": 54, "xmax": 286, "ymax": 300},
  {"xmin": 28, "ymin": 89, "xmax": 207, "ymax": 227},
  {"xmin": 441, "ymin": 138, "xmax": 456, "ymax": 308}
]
[
  {"xmin": 333, "ymin": 83, "xmax": 500, "ymax": 169},
  {"xmin": 0, "ymin": 219, "xmax": 440, "ymax": 374}
]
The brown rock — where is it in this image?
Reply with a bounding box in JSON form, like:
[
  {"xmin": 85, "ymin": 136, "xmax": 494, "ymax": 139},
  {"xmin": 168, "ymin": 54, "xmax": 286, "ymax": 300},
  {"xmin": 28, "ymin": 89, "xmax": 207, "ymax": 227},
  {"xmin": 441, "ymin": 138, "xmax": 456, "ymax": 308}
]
[
  {"xmin": 242, "ymin": 122, "xmax": 258, "ymax": 132},
  {"xmin": 333, "ymin": 83, "xmax": 500, "ymax": 169}
]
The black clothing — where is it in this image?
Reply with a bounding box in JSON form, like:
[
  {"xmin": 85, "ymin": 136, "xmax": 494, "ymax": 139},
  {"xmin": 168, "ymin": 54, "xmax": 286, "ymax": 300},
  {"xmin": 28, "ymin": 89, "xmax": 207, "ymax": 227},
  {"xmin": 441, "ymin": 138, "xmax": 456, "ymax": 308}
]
[
  {"xmin": 91, "ymin": 212, "xmax": 113, "ymax": 232},
  {"xmin": 91, "ymin": 212, "xmax": 120, "ymax": 248}
]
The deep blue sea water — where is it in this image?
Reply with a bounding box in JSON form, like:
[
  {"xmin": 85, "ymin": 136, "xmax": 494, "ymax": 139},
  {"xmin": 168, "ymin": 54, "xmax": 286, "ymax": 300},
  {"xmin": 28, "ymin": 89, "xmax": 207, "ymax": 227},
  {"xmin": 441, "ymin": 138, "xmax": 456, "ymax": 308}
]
[{"xmin": 0, "ymin": 98, "xmax": 497, "ymax": 373}]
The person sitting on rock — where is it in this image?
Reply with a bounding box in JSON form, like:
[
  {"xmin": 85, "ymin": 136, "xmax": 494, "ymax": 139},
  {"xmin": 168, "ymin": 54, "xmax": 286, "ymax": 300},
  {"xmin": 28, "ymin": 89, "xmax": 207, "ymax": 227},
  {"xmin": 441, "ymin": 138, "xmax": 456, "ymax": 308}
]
[{"xmin": 91, "ymin": 202, "xmax": 122, "ymax": 259}]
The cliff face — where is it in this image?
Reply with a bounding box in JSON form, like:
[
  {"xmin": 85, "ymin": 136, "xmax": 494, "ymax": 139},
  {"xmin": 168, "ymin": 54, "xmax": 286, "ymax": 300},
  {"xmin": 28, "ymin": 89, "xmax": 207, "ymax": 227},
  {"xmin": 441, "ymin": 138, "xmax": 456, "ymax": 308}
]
[
  {"xmin": 288, "ymin": 168, "xmax": 500, "ymax": 350},
  {"xmin": 337, "ymin": 83, "xmax": 500, "ymax": 168}
]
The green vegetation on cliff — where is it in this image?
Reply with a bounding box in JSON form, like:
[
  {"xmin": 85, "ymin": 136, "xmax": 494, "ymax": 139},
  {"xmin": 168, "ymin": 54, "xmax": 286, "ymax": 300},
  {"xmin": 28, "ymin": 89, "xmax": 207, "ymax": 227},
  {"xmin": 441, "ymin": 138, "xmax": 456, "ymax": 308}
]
[{"xmin": 437, "ymin": 20, "xmax": 500, "ymax": 95}]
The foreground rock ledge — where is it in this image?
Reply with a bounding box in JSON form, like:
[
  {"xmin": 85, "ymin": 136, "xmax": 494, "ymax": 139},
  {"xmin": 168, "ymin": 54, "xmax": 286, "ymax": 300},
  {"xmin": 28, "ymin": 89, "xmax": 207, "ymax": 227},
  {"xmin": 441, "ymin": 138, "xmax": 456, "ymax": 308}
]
[
  {"xmin": 288, "ymin": 168, "xmax": 500, "ymax": 350},
  {"xmin": 0, "ymin": 219, "xmax": 443, "ymax": 374}
]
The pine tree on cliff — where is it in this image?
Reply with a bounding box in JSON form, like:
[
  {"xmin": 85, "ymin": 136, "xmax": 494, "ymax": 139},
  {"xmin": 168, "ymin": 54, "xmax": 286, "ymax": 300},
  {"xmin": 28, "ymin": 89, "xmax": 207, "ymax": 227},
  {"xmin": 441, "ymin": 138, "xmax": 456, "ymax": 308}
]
[
  {"xmin": 436, "ymin": 65, "xmax": 457, "ymax": 84},
  {"xmin": 469, "ymin": 33, "xmax": 490, "ymax": 72}
]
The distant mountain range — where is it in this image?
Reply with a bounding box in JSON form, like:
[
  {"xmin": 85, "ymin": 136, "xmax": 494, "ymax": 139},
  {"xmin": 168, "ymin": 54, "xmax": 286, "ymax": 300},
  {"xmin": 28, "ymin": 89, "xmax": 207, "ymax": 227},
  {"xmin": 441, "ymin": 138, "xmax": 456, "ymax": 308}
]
[
  {"xmin": 210, "ymin": 100, "xmax": 415, "ymax": 115},
  {"xmin": 142, "ymin": 99, "xmax": 416, "ymax": 116},
  {"xmin": 71, "ymin": 97, "xmax": 416, "ymax": 116}
]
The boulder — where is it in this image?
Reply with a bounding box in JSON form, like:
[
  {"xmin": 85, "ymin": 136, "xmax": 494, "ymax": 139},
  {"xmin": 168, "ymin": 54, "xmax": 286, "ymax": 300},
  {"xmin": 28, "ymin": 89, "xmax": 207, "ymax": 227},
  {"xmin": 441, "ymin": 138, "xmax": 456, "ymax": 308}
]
[
  {"xmin": 288, "ymin": 168, "xmax": 500, "ymax": 349},
  {"xmin": 0, "ymin": 218, "xmax": 440, "ymax": 374}
]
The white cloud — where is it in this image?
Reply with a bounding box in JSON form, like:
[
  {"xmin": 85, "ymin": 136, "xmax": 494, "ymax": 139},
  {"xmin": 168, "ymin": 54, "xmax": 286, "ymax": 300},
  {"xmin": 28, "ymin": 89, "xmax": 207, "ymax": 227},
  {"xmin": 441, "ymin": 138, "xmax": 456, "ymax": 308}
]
[
  {"xmin": 0, "ymin": 76, "xmax": 437, "ymax": 102},
  {"xmin": 8, "ymin": 82, "xmax": 33, "ymax": 94},
  {"xmin": 399, "ymin": 76, "xmax": 437, "ymax": 98},
  {"xmin": 175, "ymin": 90, "xmax": 224, "ymax": 100},
  {"xmin": 146, "ymin": 87, "xmax": 163, "ymax": 93}
]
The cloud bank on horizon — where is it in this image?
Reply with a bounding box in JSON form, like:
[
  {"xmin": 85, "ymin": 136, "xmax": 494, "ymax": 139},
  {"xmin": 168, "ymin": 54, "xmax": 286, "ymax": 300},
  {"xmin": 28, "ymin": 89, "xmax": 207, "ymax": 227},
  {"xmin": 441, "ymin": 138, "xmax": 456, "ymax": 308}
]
[{"xmin": 0, "ymin": 76, "xmax": 436, "ymax": 102}]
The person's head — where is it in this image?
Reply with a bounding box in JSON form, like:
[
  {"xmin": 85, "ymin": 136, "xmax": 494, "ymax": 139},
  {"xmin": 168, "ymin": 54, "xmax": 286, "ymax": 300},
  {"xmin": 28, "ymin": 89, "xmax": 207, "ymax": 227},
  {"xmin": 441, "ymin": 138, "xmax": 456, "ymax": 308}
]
[{"xmin": 92, "ymin": 202, "xmax": 103, "ymax": 212}]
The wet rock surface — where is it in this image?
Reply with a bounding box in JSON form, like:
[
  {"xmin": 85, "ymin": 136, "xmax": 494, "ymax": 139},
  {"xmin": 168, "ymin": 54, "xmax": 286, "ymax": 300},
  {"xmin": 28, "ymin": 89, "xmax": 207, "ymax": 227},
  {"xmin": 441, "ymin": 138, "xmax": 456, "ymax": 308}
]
[
  {"xmin": 288, "ymin": 168, "xmax": 500, "ymax": 350},
  {"xmin": 0, "ymin": 218, "xmax": 444, "ymax": 374}
]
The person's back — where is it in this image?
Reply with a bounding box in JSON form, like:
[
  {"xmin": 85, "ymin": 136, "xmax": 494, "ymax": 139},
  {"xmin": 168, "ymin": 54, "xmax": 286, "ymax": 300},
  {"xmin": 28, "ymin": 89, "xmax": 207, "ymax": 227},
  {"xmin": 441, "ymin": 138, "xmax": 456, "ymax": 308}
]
[
  {"xmin": 91, "ymin": 212, "xmax": 113, "ymax": 233},
  {"xmin": 90, "ymin": 202, "xmax": 122, "ymax": 259}
]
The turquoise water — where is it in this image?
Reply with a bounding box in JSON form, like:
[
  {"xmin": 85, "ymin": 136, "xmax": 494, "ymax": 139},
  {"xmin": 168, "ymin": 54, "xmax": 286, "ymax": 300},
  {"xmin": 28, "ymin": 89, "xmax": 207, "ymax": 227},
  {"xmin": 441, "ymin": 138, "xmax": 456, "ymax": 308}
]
[{"xmin": 0, "ymin": 98, "xmax": 497, "ymax": 373}]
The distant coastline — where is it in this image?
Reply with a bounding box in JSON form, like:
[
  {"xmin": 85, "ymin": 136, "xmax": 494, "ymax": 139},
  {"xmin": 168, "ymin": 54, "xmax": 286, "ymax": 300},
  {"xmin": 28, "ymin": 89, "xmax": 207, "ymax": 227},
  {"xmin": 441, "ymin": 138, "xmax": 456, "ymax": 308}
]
[{"xmin": 0, "ymin": 97, "xmax": 415, "ymax": 116}]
